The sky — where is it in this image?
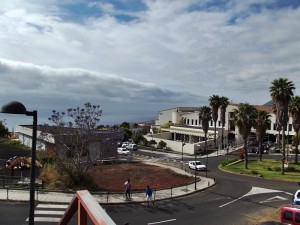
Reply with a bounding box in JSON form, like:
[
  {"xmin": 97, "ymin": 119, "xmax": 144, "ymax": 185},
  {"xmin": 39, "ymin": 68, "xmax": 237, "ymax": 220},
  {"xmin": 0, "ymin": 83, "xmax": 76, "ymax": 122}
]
[{"xmin": 0, "ymin": 0, "xmax": 300, "ymax": 130}]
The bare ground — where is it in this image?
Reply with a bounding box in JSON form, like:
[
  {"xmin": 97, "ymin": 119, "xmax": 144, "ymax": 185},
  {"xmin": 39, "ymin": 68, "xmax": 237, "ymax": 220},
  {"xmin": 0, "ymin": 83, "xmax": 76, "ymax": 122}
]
[{"xmin": 90, "ymin": 161, "xmax": 195, "ymax": 192}]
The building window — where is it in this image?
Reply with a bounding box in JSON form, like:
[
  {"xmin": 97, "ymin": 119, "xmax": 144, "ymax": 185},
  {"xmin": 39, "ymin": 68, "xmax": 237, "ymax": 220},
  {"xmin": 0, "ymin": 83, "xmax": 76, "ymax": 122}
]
[
  {"xmin": 218, "ymin": 121, "xmax": 221, "ymax": 127},
  {"xmin": 187, "ymin": 119, "xmax": 190, "ymax": 124},
  {"xmin": 191, "ymin": 119, "xmax": 194, "ymax": 125},
  {"xmin": 210, "ymin": 120, "xmax": 213, "ymax": 126},
  {"xmin": 195, "ymin": 120, "xmax": 198, "ymax": 125}
]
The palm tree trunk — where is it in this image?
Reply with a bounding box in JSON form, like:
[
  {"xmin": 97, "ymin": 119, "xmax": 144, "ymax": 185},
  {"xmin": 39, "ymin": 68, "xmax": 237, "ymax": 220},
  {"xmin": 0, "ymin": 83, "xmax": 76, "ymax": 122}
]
[
  {"xmin": 214, "ymin": 122, "xmax": 217, "ymax": 150},
  {"xmin": 205, "ymin": 133, "xmax": 208, "ymax": 178},
  {"xmin": 244, "ymin": 139, "xmax": 248, "ymax": 169},
  {"xmin": 221, "ymin": 126, "xmax": 224, "ymax": 150},
  {"xmin": 295, "ymin": 130, "xmax": 299, "ymax": 164},
  {"xmin": 281, "ymin": 125, "xmax": 286, "ymax": 175},
  {"xmin": 259, "ymin": 141, "xmax": 263, "ymax": 161}
]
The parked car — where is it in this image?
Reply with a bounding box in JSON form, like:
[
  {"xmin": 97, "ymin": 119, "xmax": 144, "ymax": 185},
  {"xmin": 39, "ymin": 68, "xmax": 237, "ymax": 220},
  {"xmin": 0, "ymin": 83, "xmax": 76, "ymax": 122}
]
[
  {"xmin": 188, "ymin": 161, "xmax": 206, "ymax": 171},
  {"xmin": 126, "ymin": 143, "xmax": 138, "ymax": 151},
  {"xmin": 117, "ymin": 147, "xmax": 131, "ymax": 155},
  {"xmin": 280, "ymin": 205, "xmax": 300, "ymax": 225},
  {"xmin": 294, "ymin": 190, "xmax": 300, "ymax": 202}
]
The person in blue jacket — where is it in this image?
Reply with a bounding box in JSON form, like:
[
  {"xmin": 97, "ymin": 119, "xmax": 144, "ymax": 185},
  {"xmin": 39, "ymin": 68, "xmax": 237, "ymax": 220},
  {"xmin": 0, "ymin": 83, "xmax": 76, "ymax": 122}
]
[{"xmin": 145, "ymin": 185, "xmax": 154, "ymax": 205}]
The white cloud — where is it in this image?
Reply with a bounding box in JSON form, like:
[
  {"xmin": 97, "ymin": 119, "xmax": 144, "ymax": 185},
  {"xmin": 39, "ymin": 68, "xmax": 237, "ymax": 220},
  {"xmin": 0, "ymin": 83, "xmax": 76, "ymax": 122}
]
[{"xmin": 0, "ymin": 0, "xmax": 300, "ymax": 128}]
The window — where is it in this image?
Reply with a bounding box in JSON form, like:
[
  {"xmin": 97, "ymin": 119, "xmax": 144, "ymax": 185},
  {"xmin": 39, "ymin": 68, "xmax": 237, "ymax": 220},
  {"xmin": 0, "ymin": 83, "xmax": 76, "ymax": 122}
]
[
  {"xmin": 195, "ymin": 120, "xmax": 198, "ymax": 125},
  {"xmin": 283, "ymin": 210, "xmax": 293, "ymax": 221},
  {"xmin": 296, "ymin": 212, "xmax": 300, "ymax": 223},
  {"xmin": 191, "ymin": 119, "xmax": 194, "ymax": 125},
  {"xmin": 187, "ymin": 119, "xmax": 189, "ymax": 124},
  {"xmin": 210, "ymin": 120, "xmax": 213, "ymax": 126},
  {"xmin": 218, "ymin": 121, "xmax": 221, "ymax": 127}
]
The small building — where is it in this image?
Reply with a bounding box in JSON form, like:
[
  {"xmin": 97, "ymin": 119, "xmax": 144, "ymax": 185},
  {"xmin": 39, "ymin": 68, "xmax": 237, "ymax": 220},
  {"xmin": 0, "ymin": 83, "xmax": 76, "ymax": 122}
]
[{"xmin": 15, "ymin": 125, "xmax": 124, "ymax": 161}]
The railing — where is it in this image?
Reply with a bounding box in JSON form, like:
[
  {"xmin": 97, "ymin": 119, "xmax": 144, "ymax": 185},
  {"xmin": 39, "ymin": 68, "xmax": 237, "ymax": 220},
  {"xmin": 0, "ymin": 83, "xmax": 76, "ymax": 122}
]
[{"xmin": 59, "ymin": 190, "xmax": 116, "ymax": 225}]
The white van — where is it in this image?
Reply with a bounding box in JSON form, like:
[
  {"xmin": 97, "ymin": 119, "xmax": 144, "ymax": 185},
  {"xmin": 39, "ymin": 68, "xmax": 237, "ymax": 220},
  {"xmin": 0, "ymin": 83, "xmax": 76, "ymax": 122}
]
[{"xmin": 126, "ymin": 143, "xmax": 138, "ymax": 151}]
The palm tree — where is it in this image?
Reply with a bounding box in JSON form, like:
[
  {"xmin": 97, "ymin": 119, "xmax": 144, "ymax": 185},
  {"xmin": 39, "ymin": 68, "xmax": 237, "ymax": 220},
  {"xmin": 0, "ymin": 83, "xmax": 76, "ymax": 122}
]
[
  {"xmin": 272, "ymin": 102, "xmax": 282, "ymax": 151},
  {"xmin": 219, "ymin": 96, "xmax": 230, "ymax": 150},
  {"xmin": 254, "ymin": 110, "xmax": 271, "ymax": 161},
  {"xmin": 233, "ymin": 103, "xmax": 257, "ymax": 169},
  {"xmin": 209, "ymin": 95, "xmax": 221, "ymax": 150},
  {"xmin": 199, "ymin": 106, "xmax": 212, "ymax": 177},
  {"xmin": 289, "ymin": 96, "xmax": 300, "ymax": 164},
  {"xmin": 270, "ymin": 78, "xmax": 295, "ymax": 175}
]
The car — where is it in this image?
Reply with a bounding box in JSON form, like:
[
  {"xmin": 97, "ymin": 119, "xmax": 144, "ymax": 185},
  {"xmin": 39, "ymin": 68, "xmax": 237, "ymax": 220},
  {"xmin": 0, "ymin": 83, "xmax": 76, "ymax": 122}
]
[
  {"xmin": 117, "ymin": 147, "xmax": 131, "ymax": 155},
  {"xmin": 126, "ymin": 143, "xmax": 138, "ymax": 151},
  {"xmin": 188, "ymin": 161, "xmax": 206, "ymax": 171},
  {"xmin": 293, "ymin": 198, "xmax": 300, "ymax": 205},
  {"xmin": 294, "ymin": 190, "xmax": 300, "ymax": 202}
]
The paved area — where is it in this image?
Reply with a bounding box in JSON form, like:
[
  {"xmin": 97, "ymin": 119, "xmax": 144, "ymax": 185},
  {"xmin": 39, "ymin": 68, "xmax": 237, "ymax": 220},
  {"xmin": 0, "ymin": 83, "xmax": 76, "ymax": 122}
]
[{"xmin": 0, "ymin": 148, "xmax": 233, "ymax": 204}]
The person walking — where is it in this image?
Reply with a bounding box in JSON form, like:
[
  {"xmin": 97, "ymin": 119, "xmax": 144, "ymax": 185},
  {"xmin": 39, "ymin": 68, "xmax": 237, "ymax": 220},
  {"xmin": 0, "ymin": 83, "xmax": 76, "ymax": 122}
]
[
  {"xmin": 124, "ymin": 178, "xmax": 132, "ymax": 200},
  {"xmin": 145, "ymin": 185, "xmax": 154, "ymax": 205}
]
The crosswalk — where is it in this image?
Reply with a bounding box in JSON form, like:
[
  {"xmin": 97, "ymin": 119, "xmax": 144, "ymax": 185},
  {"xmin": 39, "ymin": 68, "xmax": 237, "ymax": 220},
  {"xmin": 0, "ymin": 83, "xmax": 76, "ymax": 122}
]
[{"xmin": 26, "ymin": 203, "xmax": 68, "ymax": 224}]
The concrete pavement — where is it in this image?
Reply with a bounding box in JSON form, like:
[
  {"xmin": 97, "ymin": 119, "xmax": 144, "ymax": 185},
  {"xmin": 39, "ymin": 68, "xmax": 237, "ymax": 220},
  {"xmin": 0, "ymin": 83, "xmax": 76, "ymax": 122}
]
[{"xmin": 0, "ymin": 148, "xmax": 229, "ymax": 205}]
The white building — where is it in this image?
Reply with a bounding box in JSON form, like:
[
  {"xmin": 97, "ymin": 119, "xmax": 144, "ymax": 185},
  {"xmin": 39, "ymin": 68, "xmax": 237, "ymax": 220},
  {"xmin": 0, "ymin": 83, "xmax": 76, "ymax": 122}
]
[{"xmin": 145, "ymin": 104, "xmax": 295, "ymax": 155}]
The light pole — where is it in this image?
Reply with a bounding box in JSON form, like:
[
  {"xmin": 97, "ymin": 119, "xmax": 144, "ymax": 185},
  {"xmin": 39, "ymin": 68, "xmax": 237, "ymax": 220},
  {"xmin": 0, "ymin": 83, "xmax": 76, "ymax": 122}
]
[
  {"xmin": 194, "ymin": 147, "xmax": 197, "ymax": 190},
  {"xmin": 181, "ymin": 141, "xmax": 185, "ymax": 162},
  {"xmin": 1, "ymin": 101, "xmax": 37, "ymax": 225}
]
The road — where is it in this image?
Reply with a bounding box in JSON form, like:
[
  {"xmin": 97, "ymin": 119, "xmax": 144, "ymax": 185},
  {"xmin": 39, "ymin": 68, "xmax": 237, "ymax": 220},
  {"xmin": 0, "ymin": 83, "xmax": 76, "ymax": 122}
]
[{"xmin": 1, "ymin": 150, "xmax": 297, "ymax": 224}]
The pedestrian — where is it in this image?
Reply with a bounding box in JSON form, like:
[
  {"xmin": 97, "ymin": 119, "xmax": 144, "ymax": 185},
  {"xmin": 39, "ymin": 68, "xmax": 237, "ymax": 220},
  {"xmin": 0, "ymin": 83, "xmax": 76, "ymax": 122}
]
[
  {"xmin": 124, "ymin": 178, "xmax": 131, "ymax": 200},
  {"xmin": 145, "ymin": 185, "xmax": 154, "ymax": 205}
]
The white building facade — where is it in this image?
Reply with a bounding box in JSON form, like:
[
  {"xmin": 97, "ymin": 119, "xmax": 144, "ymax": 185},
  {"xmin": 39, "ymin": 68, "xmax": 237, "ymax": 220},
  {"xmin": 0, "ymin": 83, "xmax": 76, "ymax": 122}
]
[{"xmin": 145, "ymin": 104, "xmax": 295, "ymax": 155}]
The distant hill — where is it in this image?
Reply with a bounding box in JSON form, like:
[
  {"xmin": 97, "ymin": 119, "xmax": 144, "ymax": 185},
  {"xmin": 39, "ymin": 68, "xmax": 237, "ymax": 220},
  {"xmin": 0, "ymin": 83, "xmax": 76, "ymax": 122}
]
[{"xmin": 263, "ymin": 100, "xmax": 273, "ymax": 106}]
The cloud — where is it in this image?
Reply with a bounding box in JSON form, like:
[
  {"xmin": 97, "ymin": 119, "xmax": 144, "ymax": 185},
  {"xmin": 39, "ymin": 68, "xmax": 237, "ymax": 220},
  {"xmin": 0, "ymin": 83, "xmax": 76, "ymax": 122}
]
[{"xmin": 1, "ymin": 0, "xmax": 300, "ymax": 127}]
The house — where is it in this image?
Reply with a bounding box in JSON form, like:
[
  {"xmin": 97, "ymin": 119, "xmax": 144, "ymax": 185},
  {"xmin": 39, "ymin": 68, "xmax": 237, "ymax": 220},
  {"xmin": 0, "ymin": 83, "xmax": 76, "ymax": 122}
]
[
  {"xmin": 145, "ymin": 104, "xmax": 294, "ymax": 155},
  {"xmin": 15, "ymin": 125, "xmax": 124, "ymax": 161}
]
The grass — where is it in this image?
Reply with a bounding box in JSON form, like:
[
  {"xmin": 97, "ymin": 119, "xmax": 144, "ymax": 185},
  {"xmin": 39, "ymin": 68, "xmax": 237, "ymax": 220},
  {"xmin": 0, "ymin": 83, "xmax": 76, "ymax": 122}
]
[{"xmin": 220, "ymin": 158, "xmax": 300, "ymax": 182}]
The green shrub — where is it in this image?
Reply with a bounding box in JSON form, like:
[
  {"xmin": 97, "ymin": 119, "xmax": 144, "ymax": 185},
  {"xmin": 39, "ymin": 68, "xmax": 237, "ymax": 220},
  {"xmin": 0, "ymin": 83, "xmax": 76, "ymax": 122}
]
[
  {"xmin": 286, "ymin": 167, "xmax": 296, "ymax": 172},
  {"xmin": 251, "ymin": 170, "xmax": 259, "ymax": 175},
  {"xmin": 274, "ymin": 167, "xmax": 281, "ymax": 172}
]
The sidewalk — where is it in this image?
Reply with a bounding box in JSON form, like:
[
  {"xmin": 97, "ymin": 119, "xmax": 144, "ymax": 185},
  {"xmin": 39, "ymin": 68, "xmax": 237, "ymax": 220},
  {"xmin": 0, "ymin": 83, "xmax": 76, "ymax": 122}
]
[{"xmin": 0, "ymin": 148, "xmax": 227, "ymax": 205}]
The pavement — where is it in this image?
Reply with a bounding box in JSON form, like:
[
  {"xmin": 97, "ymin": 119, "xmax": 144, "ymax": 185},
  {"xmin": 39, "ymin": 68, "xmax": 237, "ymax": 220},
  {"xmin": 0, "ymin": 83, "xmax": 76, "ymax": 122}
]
[{"xmin": 0, "ymin": 148, "xmax": 231, "ymax": 205}]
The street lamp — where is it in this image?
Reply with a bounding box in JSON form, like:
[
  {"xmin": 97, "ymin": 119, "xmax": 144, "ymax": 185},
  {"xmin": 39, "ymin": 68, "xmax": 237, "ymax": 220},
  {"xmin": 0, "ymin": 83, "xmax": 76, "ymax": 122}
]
[
  {"xmin": 1, "ymin": 101, "xmax": 37, "ymax": 225},
  {"xmin": 181, "ymin": 141, "xmax": 185, "ymax": 162},
  {"xmin": 194, "ymin": 147, "xmax": 197, "ymax": 190}
]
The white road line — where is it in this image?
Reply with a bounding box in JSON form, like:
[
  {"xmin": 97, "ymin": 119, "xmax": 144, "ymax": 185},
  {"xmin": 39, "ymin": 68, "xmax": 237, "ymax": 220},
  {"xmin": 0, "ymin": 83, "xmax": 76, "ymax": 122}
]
[
  {"xmin": 35, "ymin": 210, "xmax": 65, "ymax": 215},
  {"xmin": 26, "ymin": 217, "xmax": 61, "ymax": 222},
  {"xmin": 37, "ymin": 204, "xmax": 68, "ymax": 209},
  {"xmin": 148, "ymin": 219, "xmax": 176, "ymax": 224},
  {"xmin": 219, "ymin": 186, "xmax": 283, "ymax": 208}
]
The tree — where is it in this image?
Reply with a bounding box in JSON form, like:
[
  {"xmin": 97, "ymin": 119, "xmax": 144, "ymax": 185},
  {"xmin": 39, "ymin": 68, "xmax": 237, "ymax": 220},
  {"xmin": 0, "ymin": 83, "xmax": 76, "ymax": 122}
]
[
  {"xmin": 254, "ymin": 110, "xmax": 271, "ymax": 161},
  {"xmin": 199, "ymin": 106, "xmax": 212, "ymax": 176},
  {"xmin": 158, "ymin": 140, "xmax": 167, "ymax": 149},
  {"xmin": 131, "ymin": 131, "xmax": 145, "ymax": 144},
  {"xmin": 0, "ymin": 119, "xmax": 9, "ymax": 138},
  {"xmin": 270, "ymin": 78, "xmax": 295, "ymax": 174},
  {"xmin": 219, "ymin": 96, "xmax": 230, "ymax": 150},
  {"xmin": 233, "ymin": 103, "xmax": 257, "ymax": 169},
  {"xmin": 209, "ymin": 95, "xmax": 221, "ymax": 150},
  {"xmin": 40, "ymin": 102, "xmax": 107, "ymax": 188},
  {"xmin": 289, "ymin": 96, "xmax": 300, "ymax": 164}
]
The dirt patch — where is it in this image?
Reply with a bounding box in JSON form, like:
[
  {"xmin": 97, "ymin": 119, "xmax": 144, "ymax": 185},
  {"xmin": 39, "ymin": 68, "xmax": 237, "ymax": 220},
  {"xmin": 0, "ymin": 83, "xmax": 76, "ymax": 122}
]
[{"xmin": 90, "ymin": 161, "xmax": 195, "ymax": 192}]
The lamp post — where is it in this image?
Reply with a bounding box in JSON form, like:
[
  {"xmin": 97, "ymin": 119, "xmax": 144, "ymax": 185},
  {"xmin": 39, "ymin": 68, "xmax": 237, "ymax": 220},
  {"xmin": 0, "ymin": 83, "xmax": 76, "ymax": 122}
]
[
  {"xmin": 194, "ymin": 147, "xmax": 197, "ymax": 190},
  {"xmin": 1, "ymin": 101, "xmax": 37, "ymax": 225},
  {"xmin": 181, "ymin": 141, "xmax": 185, "ymax": 162}
]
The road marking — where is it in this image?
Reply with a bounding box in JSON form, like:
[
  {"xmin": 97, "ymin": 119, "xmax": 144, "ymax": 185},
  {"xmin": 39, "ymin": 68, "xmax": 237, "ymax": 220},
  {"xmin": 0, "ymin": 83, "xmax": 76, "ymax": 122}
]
[
  {"xmin": 37, "ymin": 204, "xmax": 68, "ymax": 209},
  {"xmin": 35, "ymin": 210, "xmax": 65, "ymax": 215},
  {"xmin": 219, "ymin": 186, "xmax": 283, "ymax": 208},
  {"xmin": 260, "ymin": 196, "xmax": 288, "ymax": 203},
  {"xmin": 148, "ymin": 219, "xmax": 176, "ymax": 224},
  {"xmin": 26, "ymin": 217, "xmax": 61, "ymax": 222}
]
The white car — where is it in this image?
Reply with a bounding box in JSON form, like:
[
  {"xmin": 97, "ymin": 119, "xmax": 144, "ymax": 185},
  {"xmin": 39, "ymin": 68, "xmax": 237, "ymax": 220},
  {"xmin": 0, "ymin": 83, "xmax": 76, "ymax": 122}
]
[
  {"xmin": 126, "ymin": 143, "xmax": 138, "ymax": 151},
  {"xmin": 294, "ymin": 190, "xmax": 300, "ymax": 202},
  {"xmin": 117, "ymin": 147, "xmax": 131, "ymax": 155},
  {"xmin": 188, "ymin": 161, "xmax": 207, "ymax": 171}
]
